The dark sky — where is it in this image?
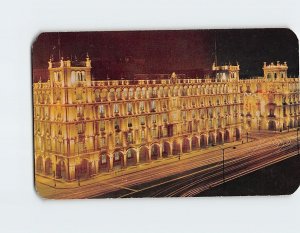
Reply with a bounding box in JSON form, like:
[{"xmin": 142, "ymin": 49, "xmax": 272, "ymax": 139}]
[{"xmin": 32, "ymin": 29, "xmax": 299, "ymax": 79}]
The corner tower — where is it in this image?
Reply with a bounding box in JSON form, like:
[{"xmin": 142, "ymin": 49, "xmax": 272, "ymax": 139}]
[{"xmin": 263, "ymin": 61, "xmax": 288, "ymax": 80}]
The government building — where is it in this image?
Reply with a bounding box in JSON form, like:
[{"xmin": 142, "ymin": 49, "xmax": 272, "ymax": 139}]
[{"xmin": 33, "ymin": 56, "xmax": 300, "ymax": 181}]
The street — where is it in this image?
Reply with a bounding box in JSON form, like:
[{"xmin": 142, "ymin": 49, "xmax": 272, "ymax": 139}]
[{"xmin": 35, "ymin": 130, "xmax": 300, "ymax": 198}]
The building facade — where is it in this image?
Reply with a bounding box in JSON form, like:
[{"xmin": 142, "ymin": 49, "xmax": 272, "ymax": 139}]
[{"xmin": 33, "ymin": 56, "xmax": 300, "ymax": 181}]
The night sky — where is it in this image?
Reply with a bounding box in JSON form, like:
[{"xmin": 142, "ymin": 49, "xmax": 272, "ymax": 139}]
[{"xmin": 32, "ymin": 29, "xmax": 299, "ymax": 79}]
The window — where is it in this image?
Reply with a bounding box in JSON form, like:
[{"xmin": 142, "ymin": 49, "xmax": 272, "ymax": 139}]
[
  {"xmin": 129, "ymin": 89, "xmax": 134, "ymax": 99},
  {"xmin": 128, "ymin": 118, "xmax": 133, "ymax": 128},
  {"xmin": 139, "ymin": 116, "xmax": 145, "ymax": 125},
  {"xmin": 192, "ymin": 110, "xmax": 195, "ymax": 118},
  {"xmin": 115, "ymin": 134, "xmax": 120, "ymax": 146},
  {"xmin": 114, "ymin": 119, "xmax": 120, "ymax": 131},
  {"xmin": 99, "ymin": 121, "xmax": 105, "ymax": 131},
  {"xmin": 77, "ymin": 106, "xmax": 84, "ymax": 118},
  {"xmin": 100, "ymin": 137, "xmax": 106, "ymax": 147},
  {"xmin": 99, "ymin": 105, "xmax": 105, "ymax": 117},
  {"xmin": 153, "ymin": 89, "xmax": 157, "ymax": 98},
  {"xmin": 139, "ymin": 102, "xmax": 145, "ymax": 112},
  {"xmin": 75, "ymin": 88, "xmax": 82, "ymax": 100},
  {"xmin": 77, "ymin": 123, "xmax": 84, "ymax": 134},
  {"xmin": 127, "ymin": 150, "xmax": 132, "ymax": 158},
  {"xmin": 95, "ymin": 90, "xmax": 100, "ymax": 102},
  {"xmin": 151, "ymin": 115, "xmax": 157, "ymax": 124},
  {"xmin": 127, "ymin": 132, "xmax": 133, "ymax": 143},
  {"xmin": 114, "ymin": 152, "xmax": 120, "ymax": 161},
  {"xmin": 141, "ymin": 130, "xmax": 145, "ymax": 141},
  {"xmin": 114, "ymin": 104, "xmax": 119, "ymax": 115},
  {"xmin": 127, "ymin": 103, "xmax": 133, "ymax": 114},
  {"xmin": 162, "ymin": 113, "xmax": 168, "ymax": 122},
  {"xmin": 151, "ymin": 100, "xmax": 156, "ymax": 112},
  {"xmin": 182, "ymin": 111, "xmax": 187, "ymax": 120},
  {"xmin": 152, "ymin": 127, "xmax": 158, "ymax": 138},
  {"xmin": 142, "ymin": 89, "xmax": 146, "ymax": 98},
  {"xmin": 101, "ymin": 154, "xmax": 107, "ymax": 163}
]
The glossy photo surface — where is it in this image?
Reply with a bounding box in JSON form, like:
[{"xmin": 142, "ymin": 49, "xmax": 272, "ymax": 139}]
[{"xmin": 32, "ymin": 29, "xmax": 299, "ymax": 199}]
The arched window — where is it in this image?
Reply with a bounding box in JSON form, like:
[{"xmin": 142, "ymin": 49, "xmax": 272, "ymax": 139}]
[
  {"xmin": 113, "ymin": 104, "xmax": 119, "ymax": 115},
  {"xmin": 99, "ymin": 105, "xmax": 105, "ymax": 117},
  {"xmin": 139, "ymin": 102, "xmax": 145, "ymax": 112},
  {"xmin": 127, "ymin": 103, "xmax": 133, "ymax": 114}
]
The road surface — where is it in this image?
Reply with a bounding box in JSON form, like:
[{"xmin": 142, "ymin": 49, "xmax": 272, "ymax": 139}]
[{"xmin": 35, "ymin": 130, "xmax": 300, "ymax": 198}]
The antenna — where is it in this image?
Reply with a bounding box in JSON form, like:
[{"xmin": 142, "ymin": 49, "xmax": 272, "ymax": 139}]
[
  {"xmin": 57, "ymin": 32, "xmax": 61, "ymax": 59},
  {"xmin": 214, "ymin": 31, "xmax": 218, "ymax": 66}
]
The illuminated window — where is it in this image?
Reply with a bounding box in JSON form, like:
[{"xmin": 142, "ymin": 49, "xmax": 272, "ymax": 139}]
[
  {"xmin": 129, "ymin": 89, "xmax": 134, "ymax": 99},
  {"xmin": 128, "ymin": 118, "xmax": 133, "ymax": 128},
  {"xmin": 77, "ymin": 106, "xmax": 84, "ymax": 118},
  {"xmin": 101, "ymin": 154, "xmax": 107, "ymax": 163},
  {"xmin": 139, "ymin": 102, "xmax": 145, "ymax": 112},
  {"xmin": 99, "ymin": 105, "xmax": 105, "ymax": 117},
  {"xmin": 75, "ymin": 88, "xmax": 82, "ymax": 100},
  {"xmin": 151, "ymin": 115, "xmax": 157, "ymax": 123},
  {"xmin": 114, "ymin": 152, "xmax": 120, "ymax": 161},
  {"xmin": 152, "ymin": 127, "xmax": 158, "ymax": 138},
  {"xmin": 115, "ymin": 134, "xmax": 120, "ymax": 146},
  {"xmin": 139, "ymin": 116, "xmax": 145, "ymax": 125},
  {"xmin": 141, "ymin": 130, "xmax": 145, "ymax": 140},
  {"xmin": 151, "ymin": 100, "xmax": 156, "ymax": 112},
  {"xmin": 127, "ymin": 150, "xmax": 132, "ymax": 158},
  {"xmin": 192, "ymin": 110, "xmax": 196, "ymax": 118},
  {"xmin": 99, "ymin": 121, "xmax": 105, "ymax": 131},
  {"xmin": 77, "ymin": 123, "xmax": 84, "ymax": 134},
  {"xmin": 95, "ymin": 90, "xmax": 100, "ymax": 102},
  {"xmin": 100, "ymin": 137, "xmax": 106, "ymax": 147},
  {"xmin": 127, "ymin": 103, "xmax": 133, "ymax": 114},
  {"xmin": 162, "ymin": 113, "xmax": 168, "ymax": 122},
  {"xmin": 114, "ymin": 119, "xmax": 120, "ymax": 131},
  {"xmin": 114, "ymin": 104, "xmax": 119, "ymax": 114},
  {"xmin": 127, "ymin": 132, "xmax": 133, "ymax": 143}
]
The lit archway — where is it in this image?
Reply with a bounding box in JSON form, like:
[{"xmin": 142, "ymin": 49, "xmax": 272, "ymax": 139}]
[
  {"xmin": 98, "ymin": 154, "xmax": 109, "ymax": 172},
  {"xmin": 75, "ymin": 159, "xmax": 90, "ymax": 179},
  {"xmin": 172, "ymin": 141, "xmax": 181, "ymax": 155},
  {"xmin": 268, "ymin": 120, "xmax": 276, "ymax": 131},
  {"xmin": 224, "ymin": 130, "xmax": 230, "ymax": 143},
  {"xmin": 208, "ymin": 132, "xmax": 216, "ymax": 146},
  {"xmin": 44, "ymin": 158, "xmax": 52, "ymax": 176},
  {"xmin": 289, "ymin": 119, "xmax": 294, "ymax": 128},
  {"xmin": 113, "ymin": 151, "xmax": 124, "ymax": 170},
  {"xmin": 182, "ymin": 137, "xmax": 190, "ymax": 153},
  {"xmin": 216, "ymin": 131, "xmax": 223, "ymax": 145},
  {"xmin": 126, "ymin": 148, "xmax": 137, "ymax": 166},
  {"xmin": 200, "ymin": 134, "xmax": 207, "ymax": 148},
  {"xmin": 151, "ymin": 144, "xmax": 160, "ymax": 160},
  {"xmin": 56, "ymin": 160, "xmax": 66, "ymax": 180},
  {"xmin": 139, "ymin": 146, "xmax": 149, "ymax": 163},
  {"xmin": 235, "ymin": 128, "xmax": 241, "ymax": 141},
  {"xmin": 191, "ymin": 136, "xmax": 199, "ymax": 150},
  {"xmin": 36, "ymin": 156, "xmax": 43, "ymax": 174},
  {"xmin": 162, "ymin": 141, "xmax": 171, "ymax": 158}
]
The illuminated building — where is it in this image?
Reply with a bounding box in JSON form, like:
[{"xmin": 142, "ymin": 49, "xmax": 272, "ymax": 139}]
[{"xmin": 33, "ymin": 56, "xmax": 299, "ymax": 181}]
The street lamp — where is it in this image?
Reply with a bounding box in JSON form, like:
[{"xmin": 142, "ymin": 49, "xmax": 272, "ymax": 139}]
[
  {"xmin": 213, "ymin": 144, "xmax": 236, "ymax": 184},
  {"xmin": 256, "ymin": 111, "xmax": 261, "ymax": 131},
  {"xmin": 53, "ymin": 171, "xmax": 56, "ymax": 188},
  {"xmin": 77, "ymin": 170, "xmax": 81, "ymax": 187}
]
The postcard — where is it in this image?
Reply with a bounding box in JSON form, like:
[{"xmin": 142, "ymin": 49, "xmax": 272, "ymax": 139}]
[{"xmin": 32, "ymin": 29, "xmax": 299, "ymax": 199}]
